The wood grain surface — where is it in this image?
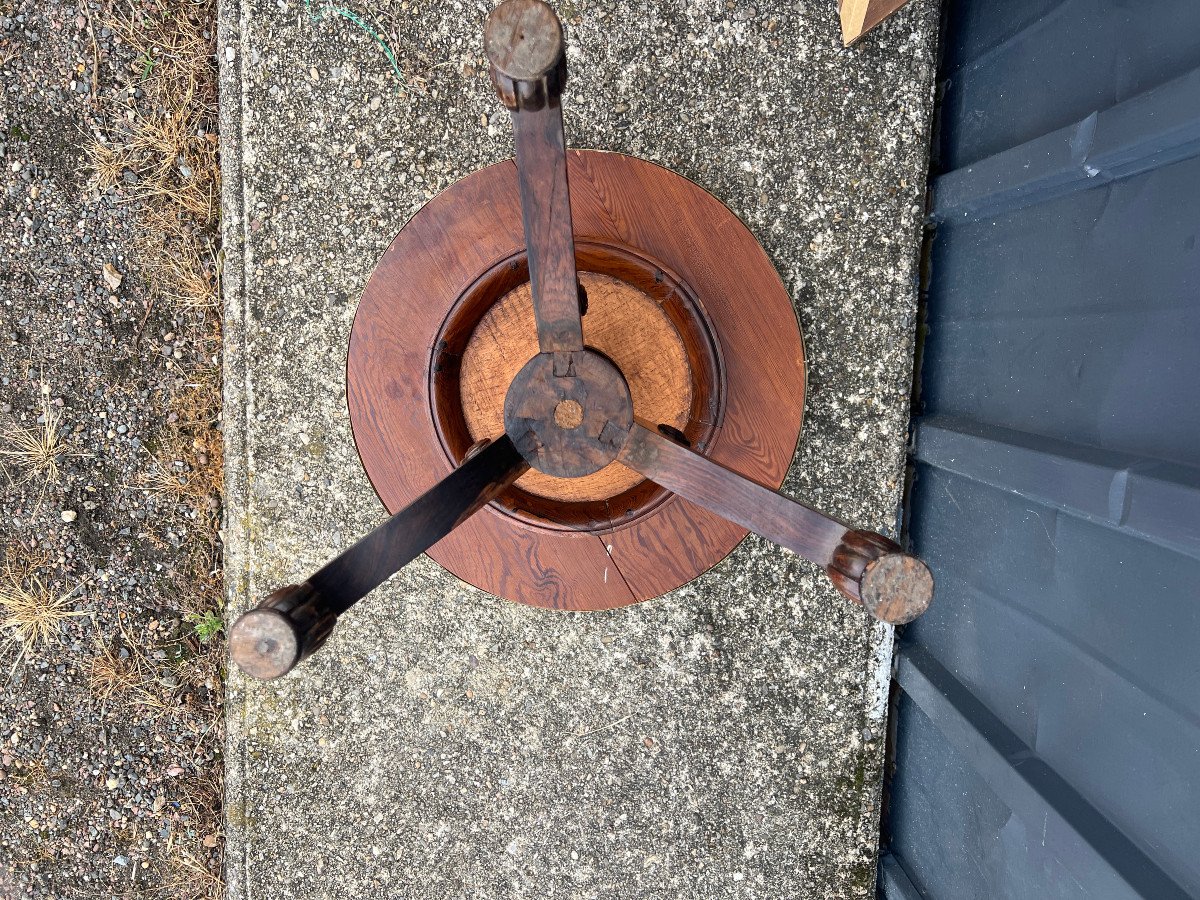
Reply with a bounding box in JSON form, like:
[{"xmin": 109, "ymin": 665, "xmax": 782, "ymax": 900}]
[
  {"xmin": 838, "ymin": 0, "xmax": 913, "ymax": 45},
  {"xmin": 346, "ymin": 150, "xmax": 805, "ymax": 609},
  {"xmin": 428, "ymin": 239, "xmax": 724, "ymax": 533},
  {"xmin": 511, "ymin": 102, "xmax": 584, "ymax": 353}
]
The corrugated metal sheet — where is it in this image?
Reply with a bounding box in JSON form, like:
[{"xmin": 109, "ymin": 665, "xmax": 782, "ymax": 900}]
[{"xmin": 881, "ymin": 2, "xmax": 1200, "ymax": 897}]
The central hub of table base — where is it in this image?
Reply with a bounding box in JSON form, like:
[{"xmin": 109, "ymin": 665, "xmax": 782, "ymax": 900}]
[{"xmin": 458, "ymin": 270, "xmax": 699, "ymax": 505}]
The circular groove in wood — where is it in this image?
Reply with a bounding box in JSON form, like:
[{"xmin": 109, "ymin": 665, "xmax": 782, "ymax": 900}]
[
  {"xmin": 460, "ymin": 272, "xmax": 692, "ymax": 503},
  {"xmin": 429, "ymin": 239, "xmax": 725, "ymax": 533}
]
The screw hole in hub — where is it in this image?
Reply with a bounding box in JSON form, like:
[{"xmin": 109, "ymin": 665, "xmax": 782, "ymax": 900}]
[{"xmin": 554, "ymin": 399, "xmax": 584, "ymax": 429}]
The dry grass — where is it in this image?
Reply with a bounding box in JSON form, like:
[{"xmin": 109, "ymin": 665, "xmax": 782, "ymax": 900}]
[
  {"xmin": 87, "ymin": 635, "xmax": 143, "ymax": 702},
  {"xmin": 89, "ymin": 0, "xmax": 223, "ymax": 613},
  {"xmin": 158, "ymin": 847, "xmax": 225, "ymax": 900},
  {"xmin": 85, "ymin": 617, "xmax": 226, "ymax": 898},
  {"xmin": 6, "ymin": 756, "xmax": 49, "ymax": 790},
  {"xmin": 137, "ymin": 373, "xmax": 225, "ymax": 630},
  {"xmin": 88, "ymin": 4, "xmax": 220, "ymax": 220},
  {"xmin": 144, "ymin": 246, "xmax": 221, "ymax": 312},
  {"xmin": 0, "ymin": 555, "xmax": 89, "ymax": 665},
  {"xmin": 87, "ymin": 620, "xmax": 177, "ymax": 720},
  {"xmin": 0, "ymin": 388, "xmax": 80, "ymax": 508},
  {"xmin": 145, "ymin": 378, "xmax": 224, "ymax": 523},
  {"xmin": 141, "ymin": 460, "xmax": 191, "ymax": 502},
  {"xmin": 89, "ymin": 1, "xmax": 221, "ymax": 318}
]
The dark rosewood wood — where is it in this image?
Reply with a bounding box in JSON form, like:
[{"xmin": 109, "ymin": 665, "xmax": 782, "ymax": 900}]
[
  {"xmin": 307, "ymin": 436, "xmax": 527, "ymax": 608},
  {"xmin": 617, "ymin": 421, "xmax": 933, "ymax": 624},
  {"xmin": 828, "ymin": 530, "xmax": 932, "ymax": 624},
  {"xmin": 347, "ymin": 151, "xmax": 806, "ymax": 611},
  {"xmin": 511, "ymin": 100, "xmax": 582, "ymax": 352},
  {"xmin": 227, "ymin": 584, "xmax": 335, "ymax": 682},
  {"xmin": 460, "ymin": 272, "xmax": 690, "ymax": 499},
  {"xmin": 229, "ymin": 0, "xmax": 934, "ymax": 685},
  {"xmin": 228, "ymin": 436, "xmax": 528, "ymax": 679},
  {"xmin": 488, "ymin": 0, "xmax": 583, "ymax": 354}
]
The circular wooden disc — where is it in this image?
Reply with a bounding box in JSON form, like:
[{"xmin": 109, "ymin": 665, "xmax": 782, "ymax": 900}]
[
  {"xmin": 347, "ymin": 151, "xmax": 805, "ymax": 610},
  {"xmin": 460, "ymin": 271, "xmax": 692, "ymax": 502}
]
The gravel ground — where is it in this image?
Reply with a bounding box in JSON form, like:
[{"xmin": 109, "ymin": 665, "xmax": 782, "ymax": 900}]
[{"xmin": 0, "ymin": 2, "xmax": 224, "ymax": 898}]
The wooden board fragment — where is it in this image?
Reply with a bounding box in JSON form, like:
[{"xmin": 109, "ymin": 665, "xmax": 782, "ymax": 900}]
[{"xmin": 839, "ymin": 0, "xmax": 915, "ymax": 45}]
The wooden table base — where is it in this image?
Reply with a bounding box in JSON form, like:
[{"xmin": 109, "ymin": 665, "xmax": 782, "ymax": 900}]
[{"xmin": 347, "ymin": 151, "xmax": 806, "ymax": 610}]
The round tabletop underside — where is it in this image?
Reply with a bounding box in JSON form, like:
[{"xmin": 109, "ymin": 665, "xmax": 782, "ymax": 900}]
[{"xmin": 347, "ymin": 151, "xmax": 805, "ymax": 610}]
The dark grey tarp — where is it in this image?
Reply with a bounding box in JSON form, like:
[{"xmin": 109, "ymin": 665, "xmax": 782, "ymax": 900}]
[{"xmin": 881, "ymin": 2, "xmax": 1200, "ymax": 897}]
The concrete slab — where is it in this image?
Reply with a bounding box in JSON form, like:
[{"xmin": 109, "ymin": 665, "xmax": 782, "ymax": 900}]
[{"xmin": 218, "ymin": 1, "xmax": 939, "ymax": 897}]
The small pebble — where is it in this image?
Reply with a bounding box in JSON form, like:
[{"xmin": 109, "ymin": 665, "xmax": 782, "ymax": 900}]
[
  {"xmin": 61, "ymin": 509, "xmax": 77, "ymax": 523},
  {"xmin": 102, "ymin": 262, "xmax": 122, "ymax": 290}
]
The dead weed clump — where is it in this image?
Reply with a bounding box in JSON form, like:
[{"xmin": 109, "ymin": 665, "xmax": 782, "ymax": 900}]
[
  {"xmin": 88, "ymin": 2, "xmax": 224, "ymax": 639},
  {"xmin": 88, "ymin": 616, "xmax": 183, "ymax": 720},
  {"xmin": 0, "ymin": 385, "xmax": 85, "ymax": 512},
  {"xmin": 87, "ymin": 634, "xmax": 144, "ymax": 702},
  {"xmin": 0, "ymin": 553, "xmax": 89, "ymax": 666},
  {"xmin": 139, "ymin": 377, "xmax": 223, "ymax": 521},
  {"xmin": 88, "ymin": 0, "xmax": 221, "ymax": 316},
  {"xmin": 138, "ymin": 370, "xmax": 225, "ymax": 645}
]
